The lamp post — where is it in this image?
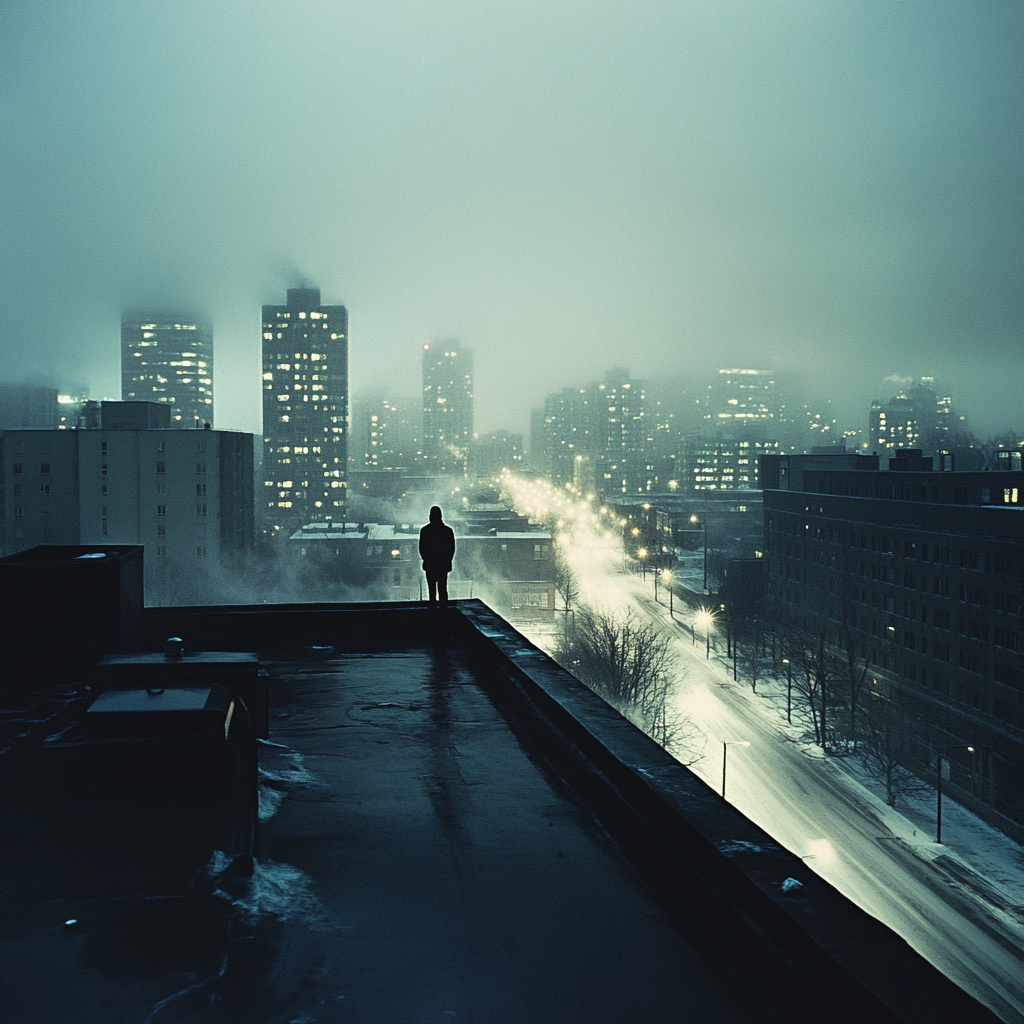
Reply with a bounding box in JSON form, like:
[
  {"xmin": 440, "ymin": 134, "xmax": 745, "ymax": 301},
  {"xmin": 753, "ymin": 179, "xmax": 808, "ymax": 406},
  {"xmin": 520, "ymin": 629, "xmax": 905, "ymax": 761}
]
[
  {"xmin": 653, "ymin": 566, "xmax": 659, "ymax": 602},
  {"xmin": 783, "ymin": 658, "xmax": 792, "ymax": 724},
  {"xmin": 690, "ymin": 513, "xmax": 708, "ymax": 594},
  {"xmin": 936, "ymin": 745, "xmax": 974, "ymax": 844},
  {"xmin": 722, "ymin": 740, "xmax": 750, "ymax": 798},
  {"xmin": 637, "ymin": 547, "xmax": 647, "ymax": 580},
  {"xmin": 663, "ymin": 570, "xmax": 673, "ymax": 617},
  {"xmin": 695, "ymin": 608, "xmax": 713, "ymax": 659}
]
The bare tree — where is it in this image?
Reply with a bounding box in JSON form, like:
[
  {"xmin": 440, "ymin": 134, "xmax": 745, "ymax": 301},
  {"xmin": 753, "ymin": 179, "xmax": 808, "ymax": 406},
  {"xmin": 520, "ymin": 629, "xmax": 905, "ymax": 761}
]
[
  {"xmin": 553, "ymin": 549, "xmax": 579, "ymax": 616},
  {"xmin": 832, "ymin": 623, "xmax": 872, "ymax": 753},
  {"xmin": 556, "ymin": 605, "xmax": 704, "ymax": 764},
  {"xmin": 733, "ymin": 618, "xmax": 766, "ymax": 693},
  {"xmin": 858, "ymin": 684, "xmax": 928, "ymax": 808},
  {"xmin": 779, "ymin": 631, "xmax": 842, "ymax": 752}
]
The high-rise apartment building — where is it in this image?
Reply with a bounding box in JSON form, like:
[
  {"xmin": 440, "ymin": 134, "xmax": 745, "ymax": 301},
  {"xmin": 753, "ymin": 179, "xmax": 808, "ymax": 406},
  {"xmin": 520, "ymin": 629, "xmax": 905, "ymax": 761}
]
[
  {"xmin": 537, "ymin": 387, "xmax": 594, "ymax": 485},
  {"xmin": 122, "ymin": 312, "xmax": 214, "ymax": 426},
  {"xmin": 702, "ymin": 368, "xmax": 780, "ymax": 437},
  {"xmin": 593, "ymin": 370, "xmax": 650, "ymax": 495},
  {"xmin": 422, "ymin": 341, "xmax": 473, "ymax": 476},
  {"xmin": 535, "ymin": 372, "xmax": 650, "ymax": 495},
  {"xmin": 869, "ymin": 377, "xmax": 954, "ymax": 454},
  {"xmin": 262, "ymin": 287, "xmax": 348, "ymax": 532},
  {"xmin": 689, "ymin": 437, "xmax": 778, "ymax": 491},
  {"xmin": 358, "ymin": 396, "xmax": 421, "ymax": 470}
]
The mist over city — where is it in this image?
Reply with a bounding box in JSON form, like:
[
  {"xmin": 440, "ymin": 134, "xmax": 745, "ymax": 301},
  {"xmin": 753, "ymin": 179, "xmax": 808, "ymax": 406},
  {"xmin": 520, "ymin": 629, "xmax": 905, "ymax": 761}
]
[
  {"xmin": 1, "ymin": 4, "xmax": 1023, "ymax": 1024},
  {"xmin": 2, "ymin": 1, "xmax": 1022, "ymax": 438}
]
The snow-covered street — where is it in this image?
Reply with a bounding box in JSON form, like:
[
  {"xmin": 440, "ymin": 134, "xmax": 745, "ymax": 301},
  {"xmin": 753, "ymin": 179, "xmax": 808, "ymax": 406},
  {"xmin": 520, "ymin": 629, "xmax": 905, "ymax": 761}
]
[{"xmin": 505, "ymin": 480, "xmax": 1024, "ymax": 1023}]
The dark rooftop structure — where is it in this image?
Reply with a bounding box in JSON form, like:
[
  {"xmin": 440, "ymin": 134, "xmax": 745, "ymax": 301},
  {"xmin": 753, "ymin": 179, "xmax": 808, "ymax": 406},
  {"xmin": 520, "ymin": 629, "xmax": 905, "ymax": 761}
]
[{"xmin": 0, "ymin": 546, "xmax": 1001, "ymax": 1023}]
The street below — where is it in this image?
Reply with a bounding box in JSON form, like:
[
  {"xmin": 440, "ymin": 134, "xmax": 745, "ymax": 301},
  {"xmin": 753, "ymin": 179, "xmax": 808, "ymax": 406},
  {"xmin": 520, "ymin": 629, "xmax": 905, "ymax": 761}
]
[{"xmin": 523, "ymin": 538, "xmax": 1024, "ymax": 1024}]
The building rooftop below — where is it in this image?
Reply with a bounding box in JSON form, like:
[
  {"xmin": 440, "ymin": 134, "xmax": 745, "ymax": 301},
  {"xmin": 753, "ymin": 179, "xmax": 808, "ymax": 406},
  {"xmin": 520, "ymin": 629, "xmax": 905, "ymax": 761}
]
[
  {"xmin": 0, "ymin": 572, "xmax": 1001, "ymax": 1023},
  {"xmin": 291, "ymin": 522, "xmax": 551, "ymax": 542},
  {"xmin": 1, "ymin": 626, "xmax": 754, "ymax": 1023}
]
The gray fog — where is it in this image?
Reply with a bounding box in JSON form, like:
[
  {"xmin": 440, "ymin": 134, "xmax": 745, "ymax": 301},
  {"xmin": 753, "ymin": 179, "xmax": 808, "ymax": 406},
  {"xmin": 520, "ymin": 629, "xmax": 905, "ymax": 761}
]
[{"xmin": 1, "ymin": 0, "xmax": 1021, "ymax": 438}]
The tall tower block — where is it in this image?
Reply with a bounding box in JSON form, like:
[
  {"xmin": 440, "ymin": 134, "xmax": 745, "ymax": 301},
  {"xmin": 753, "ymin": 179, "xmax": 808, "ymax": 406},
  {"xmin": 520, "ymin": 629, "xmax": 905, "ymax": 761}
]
[
  {"xmin": 122, "ymin": 312, "xmax": 214, "ymax": 426},
  {"xmin": 262, "ymin": 287, "xmax": 348, "ymax": 534},
  {"xmin": 422, "ymin": 340, "xmax": 473, "ymax": 476}
]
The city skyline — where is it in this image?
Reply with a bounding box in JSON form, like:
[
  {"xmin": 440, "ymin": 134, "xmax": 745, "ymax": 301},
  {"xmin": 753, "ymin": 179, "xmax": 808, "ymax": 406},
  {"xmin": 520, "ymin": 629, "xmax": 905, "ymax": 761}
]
[
  {"xmin": 2, "ymin": 2, "xmax": 1022, "ymax": 441},
  {"xmin": 1, "ymin": 291, "xmax": 1020, "ymax": 445},
  {"xmin": 4, "ymin": 341, "xmax": 1018, "ymax": 477}
]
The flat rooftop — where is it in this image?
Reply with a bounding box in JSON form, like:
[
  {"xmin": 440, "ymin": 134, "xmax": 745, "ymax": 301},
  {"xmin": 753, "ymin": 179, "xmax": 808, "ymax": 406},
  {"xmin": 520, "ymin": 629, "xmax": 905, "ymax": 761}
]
[{"xmin": 1, "ymin": 595, "xmax": 1000, "ymax": 1023}]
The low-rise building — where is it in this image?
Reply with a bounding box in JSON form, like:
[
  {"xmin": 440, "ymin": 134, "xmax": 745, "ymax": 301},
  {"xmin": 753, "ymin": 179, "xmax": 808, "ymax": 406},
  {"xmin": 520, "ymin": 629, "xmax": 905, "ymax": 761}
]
[
  {"xmin": 760, "ymin": 449, "xmax": 1023, "ymax": 831},
  {"xmin": 291, "ymin": 521, "xmax": 555, "ymax": 618},
  {"xmin": 1, "ymin": 403, "xmax": 254, "ymax": 594}
]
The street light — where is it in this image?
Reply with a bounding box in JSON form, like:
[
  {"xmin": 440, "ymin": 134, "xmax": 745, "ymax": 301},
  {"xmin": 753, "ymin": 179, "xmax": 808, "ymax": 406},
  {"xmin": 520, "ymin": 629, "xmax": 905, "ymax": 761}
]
[
  {"xmin": 690, "ymin": 513, "xmax": 708, "ymax": 594},
  {"xmin": 637, "ymin": 547, "xmax": 648, "ymax": 580},
  {"xmin": 782, "ymin": 658, "xmax": 792, "ymax": 724},
  {"xmin": 663, "ymin": 569, "xmax": 673, "ymax": 617},
  {"xmin": 936, "ymin": 745, "xmax": 974, "ymax": 844},
  {"xmin": 695, "ymin": 608, "xmax": 714, "ymax": 659},
  {"xmin": 722, "ymin": 740, "xmax": 750, "ymax": 798}
]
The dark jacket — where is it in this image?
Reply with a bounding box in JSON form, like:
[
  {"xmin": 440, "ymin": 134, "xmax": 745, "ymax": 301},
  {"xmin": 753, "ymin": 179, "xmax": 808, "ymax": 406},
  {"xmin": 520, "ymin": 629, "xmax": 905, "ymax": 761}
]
[{"xmin": 419, "ymin": 521, "xmax": 456, "ymax": 573}]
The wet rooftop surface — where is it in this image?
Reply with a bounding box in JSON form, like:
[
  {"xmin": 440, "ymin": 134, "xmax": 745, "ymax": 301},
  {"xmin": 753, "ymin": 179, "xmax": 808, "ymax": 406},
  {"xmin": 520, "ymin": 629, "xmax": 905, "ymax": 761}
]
[{"xmin": 2, "ymin": 634, "xmax": 754, "ymax": 1024}]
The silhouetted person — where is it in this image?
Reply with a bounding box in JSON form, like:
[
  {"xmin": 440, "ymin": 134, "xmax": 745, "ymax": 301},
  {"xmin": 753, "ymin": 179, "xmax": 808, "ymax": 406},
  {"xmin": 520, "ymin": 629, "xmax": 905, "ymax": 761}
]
[{"xmin": 419, "ymin": 505, "xmax": 456, "ymax": 608}]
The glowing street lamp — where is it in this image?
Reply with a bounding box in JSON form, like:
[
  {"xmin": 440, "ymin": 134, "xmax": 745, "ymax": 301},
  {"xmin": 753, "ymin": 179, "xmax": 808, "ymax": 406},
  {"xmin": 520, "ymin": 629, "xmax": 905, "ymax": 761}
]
[
  {"xmin": 662, "ymin": 569, "xmax": 673, "ymax": 616},
  {"xmin": 722, "ymin": 740, "xmax": 750, "ymax": 798},
  {"xmin": 637, "ymin": 547, "xmax": 648, "ymax": 580}
]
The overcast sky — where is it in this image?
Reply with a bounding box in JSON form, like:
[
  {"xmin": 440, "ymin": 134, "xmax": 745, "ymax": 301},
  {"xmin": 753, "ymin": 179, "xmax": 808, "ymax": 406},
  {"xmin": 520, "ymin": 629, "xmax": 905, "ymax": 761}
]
[{"xmin": 2, "ymin": 0, "xmax": 1021, "ymax": 439}]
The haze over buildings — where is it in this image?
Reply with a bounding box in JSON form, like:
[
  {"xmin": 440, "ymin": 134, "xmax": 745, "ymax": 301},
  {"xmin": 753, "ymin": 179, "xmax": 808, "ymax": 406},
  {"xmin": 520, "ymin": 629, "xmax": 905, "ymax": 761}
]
[{"xmin": 1, "ymin": 2, "xmax": 1021, "ymax": 439}]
